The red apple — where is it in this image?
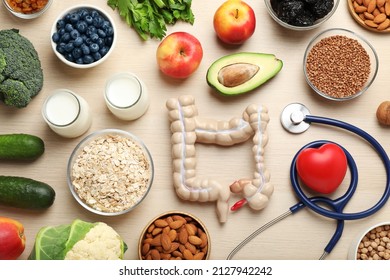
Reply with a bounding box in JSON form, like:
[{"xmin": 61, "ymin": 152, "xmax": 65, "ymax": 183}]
[
  {"xmin": 156, "ymin": 32, "xmax": 203, "ymax": 79},
  {"xmin": 213, "ymin": 0, "xmax": 256, "ymax": 44},
  {"xmin": 0, "ymin": 216, "xmax": 26, "ymax": 260}
]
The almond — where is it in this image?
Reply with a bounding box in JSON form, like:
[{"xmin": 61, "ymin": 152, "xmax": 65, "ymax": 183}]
[
  {"xmin": 365, "ymin": 19, "xmax": 379, "ymax": 27},
  {"xmin": 183, "ymin": 249, "xmax": 194, "ymax": 260},
  {"xmin": 169, "ymin": 220, "xmax": 184, "ymax": 230},
  {"xmin": 386, "ymin": 2, "xmax": 390, "ymax": 15},
  {"xmin": 154, "ymin": 219, "xmax": 169, "ymax": 228},
  {"xmin": 147, "ymin": 224, "xmax": 155, "ymax": 233},
  {"xmin": 161, "ymin": 232, "xmax": 172, "ymax": 251},
  {"xmin": 172, "ymin": 215, "xmax": 187, "ymax": 224},
  {"xmin": 179, "ymin": 227, "xmax": 189, "ymax": 244},
  {"xmin": 194, "ymin": 252, "xmax": 205, "ymax": 260},
  {"xmin": 150, "ymin": 234, "xmax": 162, "ymax": 247},
  {"xmin": 378, "ymin": 0, "xmax": 386, "ymax": 6},
  {"xmin": 185, "ymin": 242, "xmax": 197, "ymax": 255},
  {"xmin": 364, "ymin": 11, "xmax": 375, "ymax": 19},
  {"xmin": 150, "ymin": 249, "xmax": 161, "ymax": 260},
  {"xmin": 185, "ymin": 223, "xmax": 197, "ymax": 236},
  {"xmin": 200, "ymin": 232, "xmax": 208, "ymax": 248},
  {"xmin": 166, "ymin": 242, "xmax": 180, "ymax": 254},
  {"xmin": 141, "ymin": 243, "xmax": 150, "ymax": 256},
  {"xmin": 189, "ymin": 235, "xmax": 203, "ymax": 246},
  {"xmin": 374, "ymin": 12, "xmax": 387, "ymax": 23},
  {"xmin": 152, "ymin": 227, "xmax": 162, "ymax": 236},
  {"xmin": 172, "ymin": 250, "xmax": 183, "ymax": 258},
  {"xmin": 355, "ymin": 5, "xmax": 368, "ymax": 13},
  {"xmin": 168, "ymin": 229, "xmax": 177, "ymax": 242},
  {"xmin": 368, "ymin": 0, "xmax": 377, "ymax": 13},
  {"xmin": 377, "ymin": 18, "xmax": 390, "ymax": 29}
]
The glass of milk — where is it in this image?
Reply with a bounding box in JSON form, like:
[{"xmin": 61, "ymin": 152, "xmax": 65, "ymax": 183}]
[
  {"xmin": 104, "ymin": 72, "xmax": 149, "ymax": 121},
  {"xmin": 42, "ymin": 89, "xmax": 92, "ymax": 138}
]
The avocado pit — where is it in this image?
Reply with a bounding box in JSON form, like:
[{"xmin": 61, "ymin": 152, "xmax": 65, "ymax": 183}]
[{"xmin": 218, "ymin": 63, "xmax": 260, "ymax": 88}]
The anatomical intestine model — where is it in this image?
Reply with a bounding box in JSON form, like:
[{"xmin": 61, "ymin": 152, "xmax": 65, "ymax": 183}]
[{"xmin": 166, "ymin": 95, "xmax": 274, "ymax": 223}]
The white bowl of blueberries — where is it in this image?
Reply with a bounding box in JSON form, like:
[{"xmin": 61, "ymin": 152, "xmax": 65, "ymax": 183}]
[{"xmin": 51, "ymin": 4, "xmax": 116, "ymax": 68}]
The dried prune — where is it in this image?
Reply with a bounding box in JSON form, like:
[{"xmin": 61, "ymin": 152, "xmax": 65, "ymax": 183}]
[
  {"xmin": 270, "ymin": 0, "xmax": 334, "ymax": 27},
  {"xmin": 311, "ymin": 0, "xmax": 334, "ymax": 19}
]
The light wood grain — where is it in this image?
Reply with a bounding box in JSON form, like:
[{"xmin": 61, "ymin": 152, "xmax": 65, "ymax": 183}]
[{"xmin": 1, "ymin": 0, "xmax": 390, "ymax": 260}]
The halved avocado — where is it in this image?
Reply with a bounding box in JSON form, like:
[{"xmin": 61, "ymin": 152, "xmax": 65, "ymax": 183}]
[{"xmin": 206, "ymin": 52, "xmax": 283, "ymax": 96}]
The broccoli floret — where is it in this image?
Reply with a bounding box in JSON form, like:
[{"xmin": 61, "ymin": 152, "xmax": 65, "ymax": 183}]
[{"xmin": 0, "ymin": 29, "xmax": 44, "ymax": 108}]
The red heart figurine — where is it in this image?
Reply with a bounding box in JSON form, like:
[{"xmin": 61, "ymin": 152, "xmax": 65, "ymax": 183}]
[{"xmin": 296, "ymin": 143, "xmax": 347, "ymax": 194}]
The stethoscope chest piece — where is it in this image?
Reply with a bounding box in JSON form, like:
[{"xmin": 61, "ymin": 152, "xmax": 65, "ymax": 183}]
[{"xmin": 281, "ymin": 103, "xmax": 311, "ymax": 134}]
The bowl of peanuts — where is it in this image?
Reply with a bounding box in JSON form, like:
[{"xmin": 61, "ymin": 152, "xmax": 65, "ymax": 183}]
[
  {"xmin": 138, "ymin": 211, "xmax": 211, "ymax": 260},
  {"xmin": 67, "ymin": 129, "xmax": 154, "ymax": 216},
  {"xmin": 303, "ymin": 28, "xmax": 379, "ymax": 101},
  {"xmin": 2, "ymin": 0, "xmax": 52, "ymax": 19},
  {"xmin": 348, "ymin": 221, "xmax": 390, "ymax": 260},
  {"xmin": 348, "ymin": 0, "xmax": 390, "ymax": 32}
]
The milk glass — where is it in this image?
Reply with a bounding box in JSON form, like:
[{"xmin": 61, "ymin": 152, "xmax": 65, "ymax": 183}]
[
  {"xmin": 42, "ymin": 89, "xmax": 92, "ymax": 138},
  {"xmin": 104, "ymin": 73, "xmax": 149, "ymax": 121}
]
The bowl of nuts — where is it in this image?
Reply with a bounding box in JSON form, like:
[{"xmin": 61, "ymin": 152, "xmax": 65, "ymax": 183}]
[
  {"xmin": 67, "ymin": 129, "xmax": 154, "ymax": 216},
  {"xmin": 51, "ymin": 4, "xmax": 116, "ymax": 68},
  {"xmin": 138, "ymin": 211, "xmax": 210, "ymax": 260},
  {"xmin": 348, "ymin": 0, "xmax": 390, "ymax": 32},
  {"xmin": 303, "ymin": 28, "xmax": 379, "ymax": 101},
  {"xmin": 348, "ymin": 221, "xmax": 390, "ymax": 260},
  {"xmin": 3, "ymin": 0, "xmax": 52, "ymax": 19},
  {"xmin": 264, "ymin": 0, "xmax": 340, "ymax": 31}
]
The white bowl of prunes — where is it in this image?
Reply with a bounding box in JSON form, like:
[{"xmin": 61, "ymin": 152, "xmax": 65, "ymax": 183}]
[
  {"xmin": 51, "ymin": 4, "xmax": 116, "ymax": 68},
  {"xmin": 264, "ymin": 0, "xmax": 340, "ymax": 30}
]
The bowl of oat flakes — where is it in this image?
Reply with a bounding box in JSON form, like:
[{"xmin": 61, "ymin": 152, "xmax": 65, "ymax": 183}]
[
  {"xmin": 67, "ymin": 129, "xmax": 154, "ymax": 216},
  {"xmin": 303, "ymin": 28, "xmax": 378, "ymax": 101}
]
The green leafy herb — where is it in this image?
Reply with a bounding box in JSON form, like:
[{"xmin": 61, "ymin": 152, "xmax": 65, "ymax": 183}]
[{"xmin": 107, "ymin": 0, "xmax": 195, "ymax": 40}]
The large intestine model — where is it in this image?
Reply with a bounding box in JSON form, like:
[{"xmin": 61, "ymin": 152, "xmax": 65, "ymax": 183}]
[{"xmin": 166, "ymin": 95, "xmax": 274, "ymax": 223}]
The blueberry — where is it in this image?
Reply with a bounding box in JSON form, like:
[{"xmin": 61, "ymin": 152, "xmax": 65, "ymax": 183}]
[
  {"xmin": 96, "ymin": 38, "xmax": 104, "ymax": 48},
  {"xmin": 70, "ymin": 13, "xmax": 80, "ymax": 24},
  {"xmin": 101, "ymin": 20, "xmax": 111, "ymax": 30},
  {"xmin": 83, "ymin": 55, "xmax": 94, "ymax": 64},
  {"xmin": 65, "ymin": 53, "xmax": 74, "ymax": 62},
  {"xmin": 56, "ymin": 19, "xmax": 66, "ymax": 29},
  {"xmin": 104, "ymin": 26, "xmax": 114, "ymax": 37},
  {"xmin": 93, "ymin": 52, "xmax": 102, "ymax": 61},
  {"xmin": 75, "ymin": 57, "xmax": 84, "ymax": 64},
  {"xmin": 76, "ymin": 21, "xmax": 88, "ymax": 33},
  {"xmin": 78, "ymin": 8, "xmax": 89, "ymax": 19},
  {"xmin": 89, "ymin": 43, "xmax": 99, "ymax": 53},
  {"xmin": 72, "ymin": 48, "xmax": 83, "ymax": 59},
  {"xmin": 64, "ymin": 42, "xmax": 75, "ymax": 53},
  {"xmin": 97, "ymin": 29, "xmax": 106, "ymax": 38},
  {"xmin": 64, "ymin": 13, "xmax": 72, "ymax": 23},
  {"xmin": 93, "ymin": 16, "xmax": 104, "ymax": 28},
  {"xmin": 86, "ymin": 26, "xmax": 97, "ymax": 37},
  {"xmin": 58, "ymin": 28, "xmax": 66, "ymax": 36},
  {"xmin": 73, "ymin": 37, "xmax": 84, "ymax": 47},
  {"xmin": 60, "ymin": 32, "xmax": 71, "ymax": 43},
  {"xmin": 90, "ymin": 33, "xmax": 99, "ymax": 42},
  {"xmin": 105, "ymin": 36, "xmax": 113, "ymax": 47},
  {"xmin": 91, "ymin": 10, "xmax": 100, "ymax": 18},
  {"xmin": 84, "ymin": 15, "xmax": 93, "ymax": 25},
  {"xmin": 65, "ymin": 23, "xmax": 74, "ymax": 32},
  {"xmin": 85, "ymin": 37, "xmax": 93, "ymax": 45},
  {"xmin": 56, "ymin": 43, "xmax": 66, "ymax": 54},
  {"xmin": 99, "ymin": 46, "xmax": 109, "ymax": 57},
  {"xmin": 81, "ymin": 44, "xmax": 90, "ymax": 55},
  {"xmin": 70, "ymin": 29, "xmax": 80, "ymax": 39},
  {"xmin": 52, "ymin": 32, "xmax": 60, "ymax": 43}
]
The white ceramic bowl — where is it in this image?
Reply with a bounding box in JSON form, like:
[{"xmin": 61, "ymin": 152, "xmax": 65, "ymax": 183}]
[
  {"xmin": 348, "ymin": 221, "xmax": 390, "ymax": 260},
  {"xmin": 264, "ymin": 0, "xmax": 339, "ymax": 31},
  {"xmin": 303, "ymin": 28, "xmax": 378, "ymax": 101},
  {"xmin": 3, "ymin": 0, "xmax": 52, "ymax": 19},
  {"xmin": 51, "ymin": 4, "xmax": 116, "ymax": 68},
  {"xmin": 67, "ymin": 129, "xmax": 154, "ymax": 216}
]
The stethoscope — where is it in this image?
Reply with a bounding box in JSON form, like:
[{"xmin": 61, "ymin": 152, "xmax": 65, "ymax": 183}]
[{"xmin": 227, "ymin": 103, "xmax": 390, "ymax": 260}]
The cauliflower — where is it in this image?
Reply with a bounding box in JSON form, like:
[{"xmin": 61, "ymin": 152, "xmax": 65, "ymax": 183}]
[
  {"xmin": 65, "ymin": 223, "xmax": 123, "ymax": 260},
  {"xmin": 28, "ymin": 219, "xmax": 127, "ymax": 260},
  {"xmin": 0, "ymin": 29, "xmax": 44, "ymax": 108}
]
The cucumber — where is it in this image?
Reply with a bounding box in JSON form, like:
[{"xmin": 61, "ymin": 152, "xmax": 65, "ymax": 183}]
[
  {"xmin": 0, "ymin": 176, "xmax": 55, "ymax": 209},
  {"xmin": 0, "ymin": 134, "xmax": 45, "ymax": 160}
]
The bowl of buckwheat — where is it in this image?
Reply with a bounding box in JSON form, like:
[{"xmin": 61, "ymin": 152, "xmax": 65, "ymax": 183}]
[
  {"xmin": 348, "ymin": 221, "xmax": 390, "ymax": 260},
  {"xmin": 67, "ymin": 129, "xmax": 154, "ymax": 216},
  {"xmin": 303, "ymin": 28, "xmax": 378, "ymax": 101}
]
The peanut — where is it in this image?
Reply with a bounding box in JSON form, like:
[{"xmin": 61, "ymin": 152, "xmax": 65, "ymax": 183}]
[
  {"xmin": 352, "ymin": 0, "xmax": 390, "ymax": 30},
  {"xmin": 140, "ymin": 213, "xmax": 209, "ymax": 260}
]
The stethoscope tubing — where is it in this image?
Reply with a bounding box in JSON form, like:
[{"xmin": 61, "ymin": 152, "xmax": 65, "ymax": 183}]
[{"xmin": 290, "ymin": 114, "xmax": 390, "ymax": 220}]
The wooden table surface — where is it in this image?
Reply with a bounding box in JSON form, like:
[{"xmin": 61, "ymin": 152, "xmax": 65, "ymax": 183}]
[{"xmin": 1, "ymin": 0, "xmax": 390, "ymax": 260}]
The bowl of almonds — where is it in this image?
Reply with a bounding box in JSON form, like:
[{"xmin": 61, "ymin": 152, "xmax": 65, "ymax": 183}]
[
  {"xmin": 348, "ymin": 0, "xmax": 390, "ymax": 32},
  {"xmin": 67, "ymin": 129, "xmax": 154, "ymax": 216},
  {"xmin": 348, "ymin": 221, "xmax": 390, "ymax": 260},
  {"xmin": 138, "ymin": 211, "xmax": 210, "ymax": 260}
]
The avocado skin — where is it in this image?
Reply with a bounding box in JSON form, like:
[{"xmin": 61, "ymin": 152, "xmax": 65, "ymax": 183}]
[{"xmin": 206, "ymin": 52, "xmax": 283, "ymax": 96}]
